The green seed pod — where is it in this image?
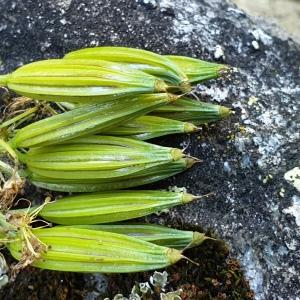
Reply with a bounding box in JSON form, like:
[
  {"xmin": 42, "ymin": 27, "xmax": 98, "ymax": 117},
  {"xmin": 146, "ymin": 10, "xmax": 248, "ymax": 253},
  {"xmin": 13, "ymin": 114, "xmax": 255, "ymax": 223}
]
[
  {"xmin": 33, "ymin": 190, "xmax": 198, "ymax": 225},
  {"xmin": 0, "ymin": 59, "xmax": 169, "ymax": 103},
  {"xmin": 152, "ymin": 97, "xmax": 231, "ymax": 125},
  {"xmin": 101, "ymin": 115, "xmax": 199, "ymax": 140},
  {"xmin": 165, "ymin": 55, "xmax": 229, "ymax": 83},
  {"xmin": 20, "ymin": 135, "xmax": 184, "ymax": 178},
  {"xmin": 15, "ymin": 135, "xmax": 197, "ymax": 192},
  {"xmin": 62, "ymin": 224, "xmax": 208, "ymax": 250},
  {"xmin": 64, "ymin": 46, "xmax": 189, "ymax": 89},
  {"xmin": 7, "ymin": 226, "xmax": 183, "ymax": 273},
  {"xmin": 29, "ymin": 157, "xmax": 197, "ymax": 193},
  {"xmin": 9, "ymin": 93, "xmax": 175, "ymax": 148}
]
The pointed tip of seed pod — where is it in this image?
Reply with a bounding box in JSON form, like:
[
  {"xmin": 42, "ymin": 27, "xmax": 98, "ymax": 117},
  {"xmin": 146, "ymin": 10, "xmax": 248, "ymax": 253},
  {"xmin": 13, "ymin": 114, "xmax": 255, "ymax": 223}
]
[
  {"xmin": 185, "ymin": 157, "xmax": 201, "ymax": 169},
  {"xmin": 167, "ymin": 93, "xmax": 180, "ymax": 103},
  {"xmin": 167, "ymin": 248, "xmax": 183, "ymax": 265},
  {"xmin": 219, "ymin": 105, "xmax": 232, "ymax": 118},
  {"xmin": 191, "ymin": 192, "xmax": 215, "ymax": 201},
  {"xmin": 171, "ymin": 148, "xmax": 185, "ymax": 161},
  {"xmin": 179, "ymin": 81, "xmax": 191, "ymax": 93},
  {"xmin": 191, "ymin": 232, "xmax": 208, "ymax": 247},
  {"xmin": 217, "ymin": 65, "xmax": 233, "ymax": 77},
  {"xmin": 182, "ymin": 254, "xmax": 199, "ymax": 266},
  {"xmin": 183, "ymin": 122, "xmax": 200, "ymax": 133},
  {"xmin": 0, "ymin": 74, "xmax": 10, "ymax": 86},
  {"xmin": 182, "ymin": 191, "xmax": 214, "ymax": 204},
  {"xmin": 182, "ymin": 192, "xmax": 196, "ymax": 204},
  {"xmin": 184, "ymin": 155, "xmax": 202, "ymax": 163}
]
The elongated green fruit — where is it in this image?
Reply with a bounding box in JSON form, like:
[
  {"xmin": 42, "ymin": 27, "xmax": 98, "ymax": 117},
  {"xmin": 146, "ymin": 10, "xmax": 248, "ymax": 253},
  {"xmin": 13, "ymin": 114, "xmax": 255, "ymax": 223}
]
[
  {"xmin": 19, "ymin": 135, "xmax": 184, "ymax": 178},
  {"xmin": 152, "ymin": 97, "xmax": 231, "ymax": 125},
  {"xmin": 64, "ymin": 47, "xmax": 189, "ymax": 88},
  {"xmin": 29, "ymin": 157, "xmax": 197, "ymax": 192},
  {"xmin": 0, "ymin": 59, "xmax": 169, "ymax": 103},
  {"xmin": 13, "ymin": 135, "xmax": 196, "ymax": 192},
  {"xmin": 7, "ymin": 227, "xmax": 183, "ymax": 273},
  {"xmin": 10, "ymin": 93, "xmax": 175, "ymax": 148},
  {"xmin": 58, "ymin": 97, "xmax": 231, "ymax": 125},
  {"xmin": 165, "ymin": 55, "xmax": 229, "ymax": 83},
  {"xmin": 101, "ymin": 115, "xmax": 199, "ymax": 140},
  {"xmin": 62, "ymin": 224, "xmax": 208, "ymax": 250},
  {"xmin": 32, "ymin": 190, "xmax": 198, "ymax": 225}
]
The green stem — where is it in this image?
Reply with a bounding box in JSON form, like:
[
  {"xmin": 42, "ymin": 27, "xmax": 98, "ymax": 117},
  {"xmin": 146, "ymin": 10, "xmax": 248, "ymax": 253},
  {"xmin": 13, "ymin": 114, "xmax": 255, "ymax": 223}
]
[
  {"xmin": 0, "ymin": 139, "xmax": 18, "ymax": 161},
  {"xmin": 0, "ymin": 106, "xmax": 39, "ymax": 130}
]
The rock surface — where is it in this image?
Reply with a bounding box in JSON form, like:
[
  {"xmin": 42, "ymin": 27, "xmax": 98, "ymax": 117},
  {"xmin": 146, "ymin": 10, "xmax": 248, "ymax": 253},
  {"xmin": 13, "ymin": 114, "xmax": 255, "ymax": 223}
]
[
  {"xmin": 0, "ymin": 0, "xmax": 299, "ymax": 299},
  {"xmin": 233, "ymin": 0, "xmax": 300, "ymax": 43}
]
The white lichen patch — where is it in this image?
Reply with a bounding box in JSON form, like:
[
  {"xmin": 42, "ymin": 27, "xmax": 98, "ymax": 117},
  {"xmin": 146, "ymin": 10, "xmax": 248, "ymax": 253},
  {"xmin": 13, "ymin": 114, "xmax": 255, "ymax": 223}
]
[
  {"xmin": 253, "ymin": 133, "xmax": 285, "ymax": 168},
  {"xmin": 237, "ymin": 97, "xmax": 297, "ymax": 170},
  {"xmin": 251, "ymin": 40, "xmax": 260, "ymax": 50},
  {"xmin": 279, "ymin": 187, "xmax": 285, "ymax": 198},
  {"xmin": 142, "ymin": 0, "xmax": 157, "ymax": 6},
  {"xmin": 247, "ymin": 96, "xmax": 258, "ymax": 106},
  {"xmin": 168, "ymin": 186, "xmax": 187, "ymax": 193},
  {"xmin": 56, "ymin": 0, "xmax": 72, "ymax": 10},
  {"xmin": 196, "ymin": 85, "xmax": 229, "ymax": 103},
  {"xmin": 262, "ymin": 174, "xmax": 273, "ymax": 184},
  {"xmin": 231, "ymin": 61, "xmax": 299, "ymax": 171},
  {"xmin": 283, "ymin": 196, "xmax": 300, "ymax": 226},
  {"xmin": 60, "ymin": 18, "xmax": 67, "ymax": 25},
  {"xmin": 159, "ymin": 0, "xmax": 172, "ymax": 10},
  {"xmin": 160, "ymin": 290, "xmax": 182, "ymax": 300},
  {"xmin": 242, "ymin": 247, "xmax": 264, "ymax": 300},
  {"xmin": 232, "ymin": 100, "xmax": 248, "ymax": 120},
  {"xmin": 257, "ymin": 110, "xmax": 286, "ymax": 128},
  {"xmin": 150, "ymin": 271, "xmax": 168, "ymax": 289},
  {"xmin": 250, "ymin": 29, "xmax": 273, "ymax": 45},
  {"xmin": 284, "ymin": 167, "xmax": 300, "ymax": 192},
  {"xmin": 172, "ymin": 3, "xmax": 202, "ymax": 43},
  {"xmin": 223, "ymin": 161, "xmax": 231, "ymax": 173},
  {"xmin": 285, "ymin": 238, "xmax": 298, "ymax": 251},
  {"xmin": 214, "ymin": 45, "xmax": 225, "ymax": 59},
  {"xmin": 160, "ymin": 0, "xmax": 221, "ymax": 48}
]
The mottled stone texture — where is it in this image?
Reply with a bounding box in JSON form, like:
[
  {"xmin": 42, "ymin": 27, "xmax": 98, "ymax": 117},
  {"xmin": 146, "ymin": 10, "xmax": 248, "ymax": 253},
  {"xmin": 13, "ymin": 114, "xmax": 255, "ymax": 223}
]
[{"xmin": 0, "ymin": 0, "xmax": 299, "ymax": 299}]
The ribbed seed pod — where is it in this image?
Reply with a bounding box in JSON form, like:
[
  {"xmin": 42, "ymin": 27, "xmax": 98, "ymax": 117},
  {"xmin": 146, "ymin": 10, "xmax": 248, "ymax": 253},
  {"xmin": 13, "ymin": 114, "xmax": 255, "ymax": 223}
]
[
  {"xmin": 17, "ymin": 135, "xmax": 197, "ymax": 192},
  {"xmin": 31, "ymin": 190, "xmax": 198, "ymax": 225},
  {"xmin": 7, "ymin": 227, "xmax": 183, "ymax": 273},
  {"xmin": 101, "ymin": 115, "xmax": 199, "ymax": 140},
  {"xmin": 152, "ymin": 97, "xmax": 231, "ymax": 125},
  {"xmin": 72, "ymin": 224, "xmax": 208, "ymax": 250},
  {"xmin": 0, "ymin": 59, "xmax": 169, "ymax": 103},
  {"xmin": 64, "ymin": 46, "xmax": 189, "ymax": 89},
  {"xmin": 29, "ymin": 158, "xmax": 196, "ymax": 193},
  {"xmin": 20, "ymin": 135, "xmax": 184, "ymax": 178},
  {"xmin": 9, "ymin": 93, "xmax": 175, "ymax": 148},
  {"xmin": 165, "ymin": 55, "xmax": 229, "ymax": 84}
]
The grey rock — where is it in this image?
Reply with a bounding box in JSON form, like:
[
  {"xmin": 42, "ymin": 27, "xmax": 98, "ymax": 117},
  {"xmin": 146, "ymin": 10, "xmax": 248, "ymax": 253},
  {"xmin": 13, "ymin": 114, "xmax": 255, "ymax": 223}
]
[
  {"xmin": 84, "ymin": 273, "xmax": 108, "ymax": 299},
  {"xmin": 0, "ymin": 0, "xmax": 299, "ymax": 299},
  {"xmin": 0, "ymin": 254, "xmax": 8, "ymax": 289}
]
